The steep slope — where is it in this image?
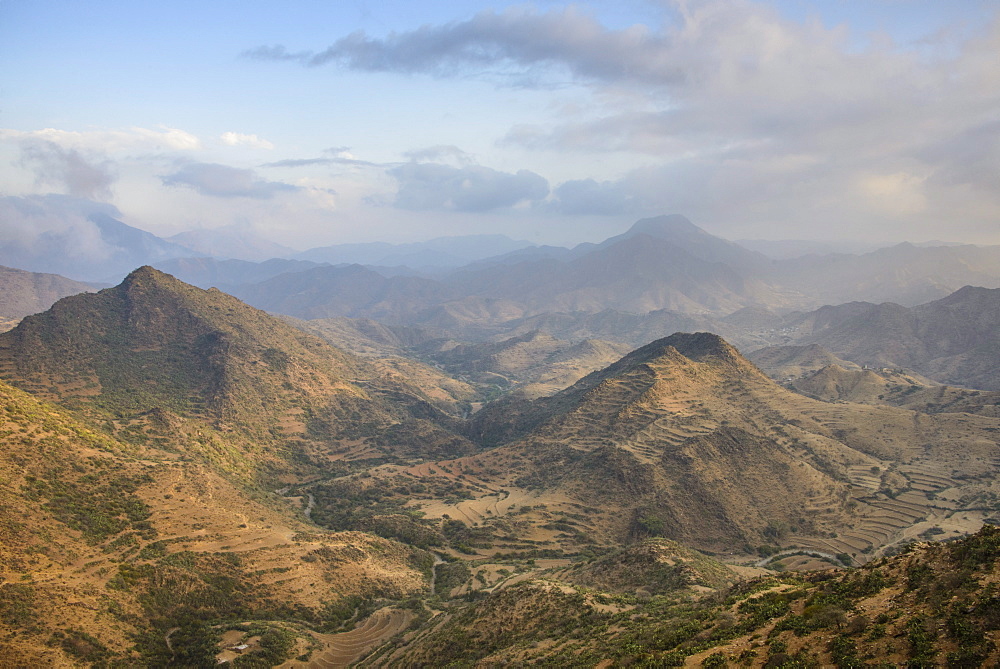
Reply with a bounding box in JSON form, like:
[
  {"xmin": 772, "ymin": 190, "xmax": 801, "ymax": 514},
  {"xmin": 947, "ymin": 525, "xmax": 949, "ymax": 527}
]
[
  {"xmin": 380, "ymin": 526, "xmax": 1000, "ymax": 668},
  {"xmin": 0, "ymin": 267, "xmax": 476, "ymax": 477},
  {"xmin": 790, "ymin": 285, "xmax": 1000, "ymax": 390},
  {"xmin": 0, "ymin": 378, "xmax": 430, "ymax": 667},
  {"xmin": 0, "ymin": 264, "xmax": 94, "ymax": 325},
  {"xmin": 381, "ymin": 332, "xmax": 1000, "ymax": 563}
]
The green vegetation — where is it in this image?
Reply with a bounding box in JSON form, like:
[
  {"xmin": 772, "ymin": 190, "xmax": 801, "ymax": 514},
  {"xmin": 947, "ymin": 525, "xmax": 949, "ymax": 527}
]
[
  {"xmin": 0, "ymin": 583, "xmax": 35, "ymax": 626},
  {"xmin": 23, "ymin": 469, "xmax": 154, "ymax": 543},
  {"xmin": 383, "ymin": 526, "xmax": 1000, "ymax": 666}
]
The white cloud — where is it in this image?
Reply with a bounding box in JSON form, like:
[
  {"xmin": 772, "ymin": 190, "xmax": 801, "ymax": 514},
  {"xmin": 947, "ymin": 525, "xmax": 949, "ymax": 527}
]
[
  {"xmin": 18, "ymin": 141, "xmax": 116, "ymax": 200},
  {"xmin": 0, "ymin": 126, "xmax": 201, "ymax": 154},
  {"xmin": 220, "ymin": 132, "xmax": 275, "ymax": 149},
  {"xmin": 858, "ymin": 172, "xmax": 928, "ymax": 217}
]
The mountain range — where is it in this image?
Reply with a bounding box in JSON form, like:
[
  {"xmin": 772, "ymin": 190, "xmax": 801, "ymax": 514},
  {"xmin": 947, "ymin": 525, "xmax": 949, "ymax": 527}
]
[{"xmin": 4, "ymin": 212, "xmax": 1000, "ymax": 665}]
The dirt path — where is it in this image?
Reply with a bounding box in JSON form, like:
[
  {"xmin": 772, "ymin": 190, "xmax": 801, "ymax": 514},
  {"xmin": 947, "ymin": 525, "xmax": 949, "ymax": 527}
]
[
  {"xmin": 755, "ymin": 550, "xmax": 846, "ymax": 568},
  {"xmin": 429, "ymin": 554, "xmax": 445, "ymax": 595},
  {"xmin": 304, "ymin": 493, "xmax": 315, "ymax": 521},
  {"xmin": 164, "ymin": 627, "xmax": 180, "ymax": 659}
]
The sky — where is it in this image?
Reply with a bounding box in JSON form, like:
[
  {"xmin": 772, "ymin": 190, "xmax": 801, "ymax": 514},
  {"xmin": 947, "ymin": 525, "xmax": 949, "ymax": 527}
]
[{"xmin": 1, "ymin": 0, "xmax": 999, "ymax": 251}]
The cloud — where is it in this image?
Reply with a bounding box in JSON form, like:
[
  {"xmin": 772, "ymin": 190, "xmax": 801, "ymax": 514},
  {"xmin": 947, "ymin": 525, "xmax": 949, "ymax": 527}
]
[
  {"xmin": 161, "ymin": 162, "xmax": 299, "ymax": 199},
  {"xmin": 403, "ymin": 145, "xmax": 475, "ymax": 166},
  {"xmin": 18, "ymin": 140, "xmax": 116, "ymax": 200},
  {"xmin": 387, "ymin": 163, "xmax": 548, "ymax": 212},
  {"xmin": 243, "ymin": 44, "xmax": 311, "ymax": 62},
  {"xmin": 220, "ymin": 132, "xmax": 274, "ymax": 149},
  {"xmin": 260, "ymin": 155, "xmax": 380, "ymax": 169},
  {"xmin": 1, "ymin": 126, "xmax": 201, "ymax": 153},
  {"xmin": 259, "ymin": 2, "xmax": 1000, "ymax": 229},
  {"xmin": 550, "ymin": 178, "xmax": 637, "ymax": 216},
  {"xmin": 261, "ymin": 157, "xmax": 337, "ymax": 168},
  {"xmin": 0, "ymin": 194, "xmax": 119, "ymax": 262},
  {"xmin": 249, "ymin": 7, "xmax": 678, "ymax": 86}
]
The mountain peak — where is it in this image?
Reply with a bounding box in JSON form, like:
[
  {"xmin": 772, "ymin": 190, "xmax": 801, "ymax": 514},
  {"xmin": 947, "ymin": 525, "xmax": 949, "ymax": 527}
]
[
  {"xmin": 627, "ymin": 214, "xmax": 699, "ymax": 237},
  {"xmin": 633, "ymin": 331, "xmax": 744, "ymax": 366},
  {"xmin": 122, "ymin": 264, "xmax": 171, "ymax": 284},
  {"xmin": 579, "ymin": 331, "xmax": 761, "ymax": 391}
]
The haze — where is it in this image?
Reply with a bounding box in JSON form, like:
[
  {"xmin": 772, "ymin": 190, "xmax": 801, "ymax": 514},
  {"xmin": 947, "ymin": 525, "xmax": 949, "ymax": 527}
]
[{"xmin": 2, "ymin": 0, "xmax": 999, "ymax": 250}]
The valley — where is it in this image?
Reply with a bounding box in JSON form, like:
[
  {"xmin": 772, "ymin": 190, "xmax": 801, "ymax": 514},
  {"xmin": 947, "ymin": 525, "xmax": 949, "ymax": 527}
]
[{"xmin": 3, "ymin": 219, "xmax": 1000, "ymax": 667}]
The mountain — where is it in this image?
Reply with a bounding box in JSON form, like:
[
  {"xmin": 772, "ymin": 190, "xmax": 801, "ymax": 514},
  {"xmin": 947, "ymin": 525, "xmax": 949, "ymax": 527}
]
[
  {"xmin": 0, "ymin": 195, "xmax": 195, "ymax": 282},
  {"xmin": 167, "ymin": 225, "xmax": 297, "ymax": 261},
  {"xmin": 0, "ymin": 266, "xmax": 477, "ymax": 476},
  {"xmin": 221, "ymin": 217, "xmax": 1000, "ymax": 346},
  {"xmin": 386, "ymin": 526, "xmax": 1000, "ymax": 667},
  {"xmin": 784, "ymin": 285, "xmax": 1000, "ymax": 390},
  {"xmin": 294, "ymin": 233, "xmax": 535, "ymax": 269},
  {"xmin": 337, "ymin": 332, "xmax": 1000, "ymax": 566},
  {"xmin": 748, "ymin": 343, "xmax": 862, "ymax": 380},
  {"xmin": 0, "ymin": 377, "xmax": 432, "ymax": 667},
  {"xmin": 446, "ymin": 232, "xmax": 786, "ymax": 316},
  {"xmin": 5, "ymin": 263, "xmax": 1000, "ymax": 665},
  {"xmin": 592, "ymin": 214, "xmax": 772, "ymax": 271},
  {"xmin": 229, "ymin": 217, "xmax": 791, "ymax": 328},
  {"xmin": 0, "ymin": 264, "xmax": 94, "ymax": 329},
  {"xmin": 230, "ymin": 263, "xmax": 458, "ymax": 321},
  {"xmin": 152, "ymin": 256, "xmax": 323, "ymax": 290}
]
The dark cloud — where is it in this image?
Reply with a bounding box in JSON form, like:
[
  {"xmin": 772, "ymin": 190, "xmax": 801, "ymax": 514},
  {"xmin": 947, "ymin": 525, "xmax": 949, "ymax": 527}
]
[
  {"xmin": 248, "ymin": 7, "xmax": 680, "ymax": 85},
  {"xmin": 18, "ymin": 141, "xmax": 115, "ymax": 199},
  {"xmin": 242, "ymin": 45, "xmax": 310, "ymax": 62},
  {"xmin": 241, "ymin": 2, "xmax": 1000, "ymax": 241},
  {"xmin": 388, "ymin": 163, "xmax": 548, "ymax": 212},
  {"xmin": 161, "ymin": 163, "xmax": 298, "ymax": 198}
]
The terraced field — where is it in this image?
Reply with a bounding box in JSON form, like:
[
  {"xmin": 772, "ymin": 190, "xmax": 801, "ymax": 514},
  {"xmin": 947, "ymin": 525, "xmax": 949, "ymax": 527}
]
[
  {"xmin": 277, "ymin": 608, "xmax": 413, "ymax": 669},
  {"xmin": 793, "ymin": 459, "xmax": 987, "ymax": 563}
]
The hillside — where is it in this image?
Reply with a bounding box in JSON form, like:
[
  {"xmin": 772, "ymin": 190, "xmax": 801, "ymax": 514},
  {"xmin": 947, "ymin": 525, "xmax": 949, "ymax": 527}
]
[
  {"xmin": 0, "ymin": 265, "xmax": 94, "ymax": 325},
  {"xmin": 747, "ymin": 343, "xmax": 862, "ymax": 380},
  {"xmin": 343, "ymin": 332, "xmax": 1000, "ymax": 566},
  {"xmin": 379, "ymin": 525, "xmax": 1000, "ymax": 667},
  {"xmin": 419, "ymin": 330, "xmax": 633, "ymax": 398},
  {"xmin": 785, "ymin": 286, "xmax": 1000, "ymax": 390},
  {"xmin": 4, "ymin": 262, "xmax": 1000, "ymax": 665},
  {"xmin": 0, "ymin": 267, "xmax": 477, "ymax": 479},
  {"xmin": 0, "ymin": 378, "xmax": 431, "ymax": 667}
]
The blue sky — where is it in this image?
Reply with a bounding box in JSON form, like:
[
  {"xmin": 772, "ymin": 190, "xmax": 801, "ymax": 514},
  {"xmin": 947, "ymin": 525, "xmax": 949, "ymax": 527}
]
[{"xmin": 2, "ymin": 0, "xmax": 998, "ymax": 251}]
